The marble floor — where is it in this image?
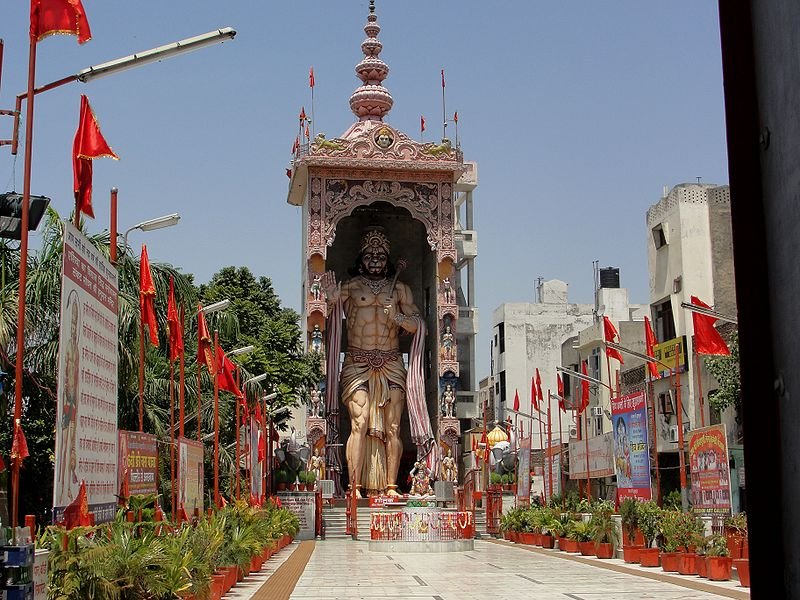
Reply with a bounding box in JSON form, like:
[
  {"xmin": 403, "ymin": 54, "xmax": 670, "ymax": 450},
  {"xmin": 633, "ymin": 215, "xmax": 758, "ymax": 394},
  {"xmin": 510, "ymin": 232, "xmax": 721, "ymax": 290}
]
[{"xmin": 254, "ymin": 539, "xmax": 750, "ymax": 600}]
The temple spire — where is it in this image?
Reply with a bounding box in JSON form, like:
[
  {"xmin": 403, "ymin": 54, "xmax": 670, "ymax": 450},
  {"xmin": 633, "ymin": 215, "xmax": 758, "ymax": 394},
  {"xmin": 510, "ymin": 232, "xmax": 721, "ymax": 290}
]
[{"xmin": 349, "ymin": 0, "xmax": 393, "ymax": 121}]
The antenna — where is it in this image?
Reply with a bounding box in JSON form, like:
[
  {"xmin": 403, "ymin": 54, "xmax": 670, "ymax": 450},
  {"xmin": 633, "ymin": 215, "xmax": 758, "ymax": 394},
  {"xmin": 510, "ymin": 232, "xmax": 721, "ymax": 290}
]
[{"xmin": 592, "ymin": 260, "xmax": 600, "ymax": 322}]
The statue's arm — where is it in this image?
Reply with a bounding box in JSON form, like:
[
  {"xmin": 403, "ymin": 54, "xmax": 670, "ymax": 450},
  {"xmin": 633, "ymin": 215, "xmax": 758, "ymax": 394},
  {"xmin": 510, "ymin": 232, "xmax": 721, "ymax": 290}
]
[
  {"xmin": 321, "ymin": 271, "xmax": 350, "ymax": 306},
  {"xmin": 394, "ymin": 282, "xmax": 420, "ymax": 333}
]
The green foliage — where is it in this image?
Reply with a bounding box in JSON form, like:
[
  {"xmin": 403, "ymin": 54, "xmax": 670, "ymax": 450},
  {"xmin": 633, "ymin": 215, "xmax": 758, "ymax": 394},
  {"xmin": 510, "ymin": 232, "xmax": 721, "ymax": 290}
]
[
  {"xmin": 489, "ymin": 472, "xmax": 503, "ymax": 485},
  {"xmin": 663, "ymin": 490, "xmax": 682, "ymax": 511},
  {"xmin": 500, "ymin": 473, "xmax": 510, "ymax": 485},
  {"xmin": 705, "ymin": 533, "xmax": 730, "ymax": 557},
  {"xmin": 568, "ymin": 520, "xmax": 593, "ymax": 542},
  {"xmin": 724, "ymin": 511, "xmax": 747, "ymax": 536},
  {"xmin": 704, "ymin": 330, "xmax": 740, "ymax": 414},
  {"xmin": 657, "ymin": 510, "xmax": 684, "ymax": 552},
  {"xmin": 619, "ymin": 498, "xmax": 640, "ymax": 545},
  {"xmin": 590, "ymin": 511, "xmax": 619, "ymax": 548},
  {"xmin": 637, "ymin": 501, "xmax": 662, "ymax": 548}
]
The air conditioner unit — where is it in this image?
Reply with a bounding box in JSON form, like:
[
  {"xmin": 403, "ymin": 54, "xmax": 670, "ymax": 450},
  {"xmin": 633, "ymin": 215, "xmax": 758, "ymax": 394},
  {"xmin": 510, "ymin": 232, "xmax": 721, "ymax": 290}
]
[
  {"xmin": 669, "ymin": 425, "xmax": 679, "ymax": 443},
  {"xmin": 590, "ymin": 406, "xmax": 604, "ymax": 418},
  {"xmin": 569, "ymin": 426, "xmax": 578, "ymax": 439}
]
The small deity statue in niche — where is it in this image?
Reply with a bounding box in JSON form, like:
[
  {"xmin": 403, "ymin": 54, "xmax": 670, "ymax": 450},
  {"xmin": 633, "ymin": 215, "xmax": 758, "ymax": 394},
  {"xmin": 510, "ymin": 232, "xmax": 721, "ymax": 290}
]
[
  {"xmin": 308, "ymin": 448, "xmax": 326, "ymax": 481},
  {"xmin": 310, "ymin": 274, "xmax": 323, "ymax": 302},
  {"xmin": 441, "ymin": 448, "xmax": 458, "ymax": 483},
  {"xmin": 441, "ymin": 383, "xmax": 456, "ymax": 418},
  {"xmin": 441, "ymin": 278, "xmax": 454, "ymax": 305},
  {"xmin": 309, "ymin": 388, "xmax": 322, "ymax": 418},
  {"xmin": 311, "ymin": 324, "xmax": 323, "ymax": 354},
  {"xmin": 440, "ymin": 324, "xmax": 455, "ymax": 361}
]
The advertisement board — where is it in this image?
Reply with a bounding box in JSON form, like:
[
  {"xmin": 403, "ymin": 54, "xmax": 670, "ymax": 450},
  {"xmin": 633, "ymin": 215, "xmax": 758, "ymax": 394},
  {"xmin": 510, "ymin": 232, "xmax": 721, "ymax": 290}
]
[
  {"xmin": 569, "ymin": 432, "xmax": 614, "ymax": 479},
  {"xmin": 178, "ymin": 437, "xmax": 205, "ymax": 515},
  {"xmin": 53, "ymin": 223, "xmax": 118, "ymax": 523},
  {"xmin": 516, "ymin": 436, "xmax": 531, "ymax": 502},
  {"xmin": 688, "ymin": 424, "xmax": 732, "ymax": 515},
  {"xmin": 118, "ymin": 431, "xmax": 157, "ymax": 497},
  {"xmin": 611, "ymin": 392, "xmax": 652, "ymax": 501}
]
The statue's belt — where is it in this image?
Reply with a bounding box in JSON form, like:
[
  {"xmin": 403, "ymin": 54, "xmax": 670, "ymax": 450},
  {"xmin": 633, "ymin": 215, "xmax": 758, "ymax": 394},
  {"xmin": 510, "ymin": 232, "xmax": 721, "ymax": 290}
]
[{"xmin": 347, "ymin": 348, "xmax": 401, "ymax": 369}]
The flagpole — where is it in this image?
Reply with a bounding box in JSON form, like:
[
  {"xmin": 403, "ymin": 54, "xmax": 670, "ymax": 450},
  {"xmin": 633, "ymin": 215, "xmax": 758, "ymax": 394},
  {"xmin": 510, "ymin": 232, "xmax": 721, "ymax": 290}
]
[
  {"xmin": 235, "ymin": 366, "xmax": 241, "ymax": 501},
  {"xmin": 584, "ymin": 408, "xmax": 591, "ymax": 501},
  {"xmin": 441, "ymin": 69, "xmax": 446, "ymax": 140},
  {"xmin": 139, "ymin": 317, "xmax": 144, "ymax": 432},
  {"xmin": 170, "ymin": 359, "xmax": 175, "ymax": 520},
  {"xmin": 558, "ymin": 401, "xmax": 564, "ymax": 504},
  {"xmin": 11, "ymin": 32, "xmax": 38, "ymax": 531},
  {"xmin": 310, "ymin": 68, "xmax": 315, "ymax": 140},
  {"xmin": 647, "ymin": 374, "xmax": 661, "ymax": 505},
  {"xmin": 547, "ymin": 402, "xmax": 553, "ymax": 504},
  {"xmin": 674, "ymin": 342, "xmax": 688, "ymax": 512},
  {"xmin": 179, "ymin": 307, "xmax": 185, "ymax": 438},
  {"xmin": 213, "ymin": 330, "xmax": 220, "ymax": 506},
  {"xmin": 197, "ymin": 308, "xmax": 203, "ymax": 443},
  {"xmin": 695, "ymin": 351, "xmax": 706, "ymax": 427}
]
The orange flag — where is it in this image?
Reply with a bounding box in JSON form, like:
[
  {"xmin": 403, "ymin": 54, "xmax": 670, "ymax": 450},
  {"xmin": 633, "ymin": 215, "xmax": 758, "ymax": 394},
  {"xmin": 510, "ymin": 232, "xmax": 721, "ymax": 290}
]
[
  {"xmin": 690, "ymin": 296, "xmax": 731, "ymax": 356},
  {"xmin": 578, "ymin": 361, "xmax": 590, "ymax": 415},
  {"xmin": 30, "ymin": 0, "xmax": 92, "ymax": 44},
  {"xmin": 196, "ymin": 305, "xmax": 216, "ymax": 375},
  {"xmin": 167, "ymin": 277, "xmax": 184, "ymax": 361},
  {"xmin": 512, "ymin": 389, "xmax": 520, "ymax": 412},
  {"xmin": 531, "ymin": 375, "xmax": 538, "ymax": 412},
  {"xmin": 216, "ymin": 344, "xmax": 243, "ymax": 398},
  {"xmin": 139, "ymin": 245, "xmax": 158, "ymax": 346},
  {"xmin": 535, "ymin": 368, "xmax": 543, "ymax": 403},
  {"xmin": 10, "ymin": 420, "xmax": 29, "ymax": 466},
  {"xmin": 644, "ymin": 316, "xmax": 660, "ymax": 377},
  {"xmin": 73, "ymin": 95, "xmax": 118, "ymax": 219},
  {"xmin": 63, "ymin": 481, "xmax": 91, "ymax": 529},
  {"xmin": 603, "ymin": 316, "xmax": 625, "ymax": 364},
  {"xmin": 309, "ymin": 66, "xmax": 315, "ymax": 88}
]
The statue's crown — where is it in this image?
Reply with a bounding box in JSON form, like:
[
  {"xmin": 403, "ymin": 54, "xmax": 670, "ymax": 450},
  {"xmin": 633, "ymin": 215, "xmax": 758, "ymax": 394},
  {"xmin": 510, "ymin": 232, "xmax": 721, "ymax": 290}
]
[{"xmin": 360, "ymin": 227, "xmax": 390, "ymax": 255}]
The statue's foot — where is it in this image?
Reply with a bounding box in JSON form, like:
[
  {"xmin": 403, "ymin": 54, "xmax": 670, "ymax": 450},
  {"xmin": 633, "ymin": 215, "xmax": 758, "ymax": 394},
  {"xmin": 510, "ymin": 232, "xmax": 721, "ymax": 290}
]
[
  {"xmin": 386, "ymin": 485, "xmax": 400, "ymax": 497},
  {"xmin": 354, "ymin": 488, "xmax": 363, "ymax": 499}
]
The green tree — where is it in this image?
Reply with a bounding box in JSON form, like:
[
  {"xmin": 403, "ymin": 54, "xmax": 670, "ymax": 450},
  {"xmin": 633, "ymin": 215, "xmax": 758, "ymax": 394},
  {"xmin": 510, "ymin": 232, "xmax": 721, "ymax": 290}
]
[{"xmin": 703, "ymin": 330, "xmax": 740, "ymax": 415}]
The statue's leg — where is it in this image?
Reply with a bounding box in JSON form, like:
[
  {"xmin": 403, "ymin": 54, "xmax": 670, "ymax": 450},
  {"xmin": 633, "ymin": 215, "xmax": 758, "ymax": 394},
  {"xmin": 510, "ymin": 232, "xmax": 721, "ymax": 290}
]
[
  {"xmin": 345, "ymin": 388, "xmax": 369, "ymax": 498},
  {"xmin": 384, "ymin": 387, "xmax": 406, "ymax": 495}
]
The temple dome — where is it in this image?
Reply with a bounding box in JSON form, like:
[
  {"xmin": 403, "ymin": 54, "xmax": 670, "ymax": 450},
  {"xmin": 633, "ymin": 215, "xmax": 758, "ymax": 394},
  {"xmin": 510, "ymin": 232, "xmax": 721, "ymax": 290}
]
[{"xmin": 349, "ymin": 1, "xmax": 393, "ymax": 121}]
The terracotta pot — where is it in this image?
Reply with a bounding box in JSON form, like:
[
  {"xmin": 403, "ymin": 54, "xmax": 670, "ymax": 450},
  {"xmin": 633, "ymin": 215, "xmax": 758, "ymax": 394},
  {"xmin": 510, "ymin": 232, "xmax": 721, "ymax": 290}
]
[
  {"xmin": 633, "ymin": 528, "xmax": 646, "ymax": 546},
  {"xmin": 726, "ymin": 534, "xmax": 743, "ymax": 559},
  {"xmin": 708, "ymin": 556, "xmax": 733, "ymax": 581},
  {"xmin": 742, "ymin": 539, "xmax": 749, "ymax": 559},
  {"xmin": 563, "ymin": 538, "xmax": 580, "ymax": 553},
  {"xmin": 639, "ymin": 548, "xmax": 661, "ymax": 567},
  {"xmin": 579, "ymin": 541, "xmax": 595, "ymax": 556},
  {"xmin": 678, "ymin": 552, "xmax": 698, "ymax": 575},
  {"xmin": 210, "ymin": 574, "xmax": 225, "ymax": 600},
  {"xmin": 733, "ymin": 558, "xmax": 750, "ymax": 587},
  {"xmin": 697, "ymin": 555, "xmax": 708, "ymax": 578},
  {"xmin": 519, "ymin": 532, "xmax": 536, "ymax": 545},
  {"xmin": 662, "ymin": 551, "xmax": 680, "ymax": 572},
  {"xmin": 623, "ymin": 545, "xmax": 642, "ymax": 563},
  {"xmin": 595, "ymin": 543, "xmax": 614, "ymax": 559},
  {"xmin": 277, "ymin": 483, "xmax": 287, "ymax": 491},
  {"xmin": 534, "ymin": 533, "xmax": 543, "ymax": 546},
  {"xmin": 250, "ymin": 555, "xmax": 263, "ymax": 573},
  {"xmin": 541, "ymin": 534, "xmax": 555, "ymax": 549}
]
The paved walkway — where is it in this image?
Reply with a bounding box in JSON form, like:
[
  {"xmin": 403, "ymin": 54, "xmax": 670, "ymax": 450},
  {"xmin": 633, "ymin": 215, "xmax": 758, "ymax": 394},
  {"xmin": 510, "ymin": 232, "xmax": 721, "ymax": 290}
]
[{"xmin": 235, "ymin": 539, "xmax": 750, "ymax": 600}]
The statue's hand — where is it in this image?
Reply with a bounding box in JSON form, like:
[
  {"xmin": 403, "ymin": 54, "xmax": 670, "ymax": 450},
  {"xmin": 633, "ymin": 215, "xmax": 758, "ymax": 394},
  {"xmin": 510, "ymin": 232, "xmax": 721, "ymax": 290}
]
[
  {"xmin": 381, "ymin": 294, "xmax": 398, "ymax": 320},
  {"xmin": 320, "ymin": 271, "xmax": 339, "ymax": 300}
]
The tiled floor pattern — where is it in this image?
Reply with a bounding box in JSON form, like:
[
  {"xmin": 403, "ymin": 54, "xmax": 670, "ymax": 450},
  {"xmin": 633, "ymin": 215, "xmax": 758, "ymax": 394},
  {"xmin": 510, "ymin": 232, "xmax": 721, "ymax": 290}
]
[{"xmin": 274, "ymin": 539, "xmax": 748, "ymax": 600}]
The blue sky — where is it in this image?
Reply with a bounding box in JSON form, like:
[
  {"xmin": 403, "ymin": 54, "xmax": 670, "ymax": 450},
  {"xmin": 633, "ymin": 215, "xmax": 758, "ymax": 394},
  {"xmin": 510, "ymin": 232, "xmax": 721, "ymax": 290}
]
[{"xmin": 1, "ymin": 1, "xmax": 728, "ymax": 380}]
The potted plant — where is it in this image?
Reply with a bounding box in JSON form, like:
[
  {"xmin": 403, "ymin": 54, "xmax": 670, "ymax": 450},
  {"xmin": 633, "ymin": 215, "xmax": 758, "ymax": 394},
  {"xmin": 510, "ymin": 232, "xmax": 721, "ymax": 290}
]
[
  {"xmin": 724, "ymin": 512, "xmax": 747, "ymax": 559},
  {"xmin": 562, "ymin": 519, "xmax": 582, "ymax": 553},
  {"xmin": 589, "ymin": 510, "xmax": 618, "ymax": 559},
  {"xmin": 658, "ymin": 510, "xmax": 683, "ymax": 572},
  {"xmin": 572, "ymin": 521, "xmax": 595, "ymax": 556},
  {"xmin": 619, "ymin": 498, "xmax": 643, "ymax": 562},
  {"xmin": 275, "ymin": 469, "xmax": 289, "ymax": 491},
  {"xmin": 540, "ymin": 512, "xmax": 559, "ymax": 549},
  {"xmin": 695, "ymin": 534, "xmax": 709, "ymax": 578},
  {"xmin": 706, "ymin": 533, "xmax": 732, "ymax": 581},
  {"xmin": 637, "ymin": 501, "xmax": 662, "ymax": 567},
  {"xmin": 676, "ymin": 512, "xmax": 704, "ymax": 575},
  {"xmin": 489, "ymin": 472, "xmax": 503, "ymax": 490}
]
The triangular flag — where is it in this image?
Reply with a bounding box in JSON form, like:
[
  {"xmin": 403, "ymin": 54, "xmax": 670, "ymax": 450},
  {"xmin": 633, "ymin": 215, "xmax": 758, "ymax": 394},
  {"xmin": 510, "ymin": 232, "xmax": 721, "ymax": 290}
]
[
  {"xmin": 196, "ymin": 305, "xmax": 216, "ymax": 375},
  {"xmin": 690, "ymin": 296, "xmax": 731, "ymax": 356},
  {"xmin": 579, "ymin": 361, "xmax": 590, "ymax": 415},
  {"xmin": 63, "ymin": 481, "xmax": 91, "ymax": 529},
  {"xmin": 453, "ymin": 111, "xmax": 458, "ymax": 123},
  {"xmin": 167, "ymin": 277, "xmax": 184, "ymax": 362},
  {"xmin": 139, "ymin": 245, "xmax": 158, "ymax": 346},
  {"xmin": 535, "ymin": 368, "xmax": 543, "ymax": 403},
  {"xmin": 512, "ymin": 389, "xmax": 520, "ymax": 412},
  {"xmin": 10, "ymin": 420, "xmax": 29, "ymax": 466},
  {"xmin": 216, "ymin": 344, "xmax": 243, "ymax": 398},
  {"xmin": 299, "ymin": 106, "xmax": 306, "ymax": 122},
  {"xmin": 531, "ymin": 376, "xmax": 538, "ymax": 412},
  {"xmin": 420, "ymin": 115, "xmax": 426, "ymax": 133},
  {"xmin": 305, "ymin": 124, "xmax": 310, "ymax": 139},
  {"xmin": 30, "ymin": 0, "xmax": 92, "ymax": 44},
  {"xmin": 603, "ymin": 316, "xmax": 625, "ymax": 364},
  {"xmin": 309, "ymin": 66, "xmax": 315, "ymax": 88},
  {"xmin": 644, "ymin": 316, "xmax": 660, "ymax": 377},
  {"xmin": 73, "ymin": 95, "xmax": 119, "ymax": 219},
  {"xmin": 441, "ymin": 69, "xmax": 446, "ymax": 88},
  {"xmin": 291, "ymin": 136, "xmax": 300, "ymax": 154}
]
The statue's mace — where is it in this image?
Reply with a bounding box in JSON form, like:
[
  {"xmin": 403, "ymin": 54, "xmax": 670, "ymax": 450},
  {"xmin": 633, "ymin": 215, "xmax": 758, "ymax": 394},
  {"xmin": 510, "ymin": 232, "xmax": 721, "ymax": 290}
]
[{"xmin": 383, "ymin": 258, "xmax": 407, "ymax": 314}]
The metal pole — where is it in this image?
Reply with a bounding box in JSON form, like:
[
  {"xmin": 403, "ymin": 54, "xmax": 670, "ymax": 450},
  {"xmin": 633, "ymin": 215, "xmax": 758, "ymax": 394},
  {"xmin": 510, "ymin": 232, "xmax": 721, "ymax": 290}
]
[
  {"xmin": 584, "ymin": 408, "xmax": 591, "ymax": 501},
  {"xmin": 675, "ymin": 342, "xmax": 688, "ymax": 511},
  {"xmin": 11, "ymin": 34, "xmax": 38, "ymax": 530},
  {"xmin": 109, "ymin": 188, "xmax": 118, "ymax": 264},
  {"xmin": 261, "ymin": 395, "xmax": 268, "ymax": 500},
  {"xmin": 647, "ymin": 377, "xmax": 662, "ymax": 505},
  {"xmin": 179, "ymin": 307, "xmax": 185, "ymax": 438},
  {"xmin": 213, "ymin": 331, "xmax": 220, "ymax": 506},
  {"xmin": 139, "ymin": 318, "xmax": 144, "ymax": 432},
  {"xmin": 547, "ymin": 402, "xmax": 553, "ymax": 504},
  {"xmin": 695, "ymin": 350, "xmax": 706, "ymax": 427},
  {"xmin": 235, "ymin": 366, "xmax": 240, "ymax": 501},
  {"xmin": 169, "ymin": 360, "xmax": 175, "ymax": 519}
]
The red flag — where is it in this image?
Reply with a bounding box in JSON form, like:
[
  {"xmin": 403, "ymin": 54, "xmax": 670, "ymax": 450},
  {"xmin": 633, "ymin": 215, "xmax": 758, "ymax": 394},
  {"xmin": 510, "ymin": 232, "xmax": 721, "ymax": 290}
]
[
  {"xmin": 644, "ymin": 316, "xmax": 659, "ymax": 377},
  {"xmin": 690, "ymin": 296, "xmax": 731, "ymax": 356},
  {"xmin": 196, "ymin": 305, "xmax": 216, "ymax": 375},
  {"xmin": 512, "ymin": 389, "xmax": 520, "ymax": 412},
  {"xmin": 453, "ymin": 111, "xmax": 458, "ymax": 123},
  {"xmin": 254, "ymin": 402, "xmax": 264, "ymax": 427},
  {"xmin": 63, "ymin": 481, "xmax": 91, "ymax": 529},
  {"xmin": 30, "ymin": 0, "xmax": 92, "ymax": 44},
  {"xmin": 258, "ymin": 431, "xmax": 266, "ymax": 463},
  {"xmin": 305, "ymin": 124, "xmax": 310, "ymax": 139},
  {"xmin": 216, "ymin": 344, "xmax": 243, "ymax": 397},
  {"xmin": 309, "ymin": 66, "xmax": 315, "ymax": 88},
  {"xmin": 299, "ymin": 106, "xmax": 306, "ymax": 122},
  {"xmin": 441, "ymin": 69, "xmax": 446, "ymax": 88},
  {"xmin": 167, "ymin": 277, "xmax": 183, "ymax": 361},
  {"xmin": 603, "ymin": 316, "xmax": 625, "ymax": 364},
  {"xmin": 535, "ymin": 368, "xmax": 543, "ymax": 403},
  {"xmin": 291, "ymin": 136, "xmax": 299, "ymax": 154},
  {"xmin": 578, "ymin": 361, "xmax": 590, "ymax": 415},
  {"xmin": 420, "ymin": 115, "xmax": 426, "ymax": 132},
  {"xmin": 10, "ymin": 421, "xmax": 29, "ymax": 466},
  {"xmin": 73, "ymin": 95, "xmax": 118, "ymax": 219},
  {"xmin": 531, "ymin": 376, "xmax": 538, "ymax": 412},
  {"xmin": 139, "ymin": 245, "xmax": 158, "ymax": 346},
  {"xmin": 471, "ymin": 435, "xmax": 477, "ymax": 453},
  {"xmin": 557, "ymin": 373, "xmax": 564, "ymax": 398}
]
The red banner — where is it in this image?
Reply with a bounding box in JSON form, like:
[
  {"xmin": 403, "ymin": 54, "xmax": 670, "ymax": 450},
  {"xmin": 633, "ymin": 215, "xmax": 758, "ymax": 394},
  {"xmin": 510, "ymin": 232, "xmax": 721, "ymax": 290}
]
[
  {"xmin": 118, "ymin": 431, "xmax": 157, "ymax": 497},
  {"xmin": 688, "ymin": 424, "xmax": 732, "ymax": 515}
]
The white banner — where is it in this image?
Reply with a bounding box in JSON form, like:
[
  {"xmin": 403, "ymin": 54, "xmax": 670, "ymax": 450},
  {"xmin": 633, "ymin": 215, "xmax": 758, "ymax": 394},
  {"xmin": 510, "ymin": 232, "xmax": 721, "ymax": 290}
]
[
  {"xmin": 569, "ymin": 432, "xmax": 615, "ymax": 479},
  {"xmin": 53, "ymin": 223, "xmax": 118, "ymax": 523}
]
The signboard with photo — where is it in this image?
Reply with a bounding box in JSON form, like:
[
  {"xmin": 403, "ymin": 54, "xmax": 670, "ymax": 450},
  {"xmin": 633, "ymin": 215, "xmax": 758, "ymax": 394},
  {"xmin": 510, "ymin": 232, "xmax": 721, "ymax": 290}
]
[
  {"xmin": 118, "ymin": 431, "xmax": 157, "ymax": 497},
  {"xmin": 516, "ymin": 435, "xmax": 531, "ymax": 502},
  {"xmin": 178, "ymin": 437, "xmax": 205, "ymax": 515},
  {"xmin": 611, "ymin": 392, "xmax": 652, "ymax": 501},
  {"xmin": 569, "ymin": 432, "xmax": 614, "ymax": 479},
  {"xmin": 688, "ymin": 424, "xmax": 732, "ymax": 515},
  {"xmin": 53, "ymin": 223, "xmax": 118, "ymax": 523}
]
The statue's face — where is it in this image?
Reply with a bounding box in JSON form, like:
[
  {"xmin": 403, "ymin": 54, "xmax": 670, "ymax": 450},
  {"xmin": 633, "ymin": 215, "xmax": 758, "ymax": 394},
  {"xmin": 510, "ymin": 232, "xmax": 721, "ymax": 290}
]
[{"xmin": 362, "ymin": 250, "xmax": 388, "ymax": 278}]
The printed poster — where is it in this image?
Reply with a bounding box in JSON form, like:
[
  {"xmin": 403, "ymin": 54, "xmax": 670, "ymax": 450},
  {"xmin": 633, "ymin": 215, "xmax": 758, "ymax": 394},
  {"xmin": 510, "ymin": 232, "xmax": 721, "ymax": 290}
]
[
  {"xmin": 569, "ymin": 432, "xmax": 614, "ymax": 479},
  {"xmin": 53, "ymin": 223, "xmax": 118, "ymax": 523},
  {"xmin": 542, "ymin": 439, "xmax": 562, "ymax": 499},
  {"xmin": 611, "ymin": 392, "xmax": 652, "ymax": 501},
  {"xmin": 516, "ymin": 436, "xmax": 531, "ymax": 502},
  {"xmin": 118, "ymin": 431, "xmax": 157, "ymax": 496},
  {"xmin": 250, "ymin": 416, "xmax": 262, "ymax": 500},
  {"xmin": 178, "ymin": 437, "xmax": 205, "ymax": 516},
  {"xmin": 688, "ymin": 424, "xmax": 732, "ymax": 515}
]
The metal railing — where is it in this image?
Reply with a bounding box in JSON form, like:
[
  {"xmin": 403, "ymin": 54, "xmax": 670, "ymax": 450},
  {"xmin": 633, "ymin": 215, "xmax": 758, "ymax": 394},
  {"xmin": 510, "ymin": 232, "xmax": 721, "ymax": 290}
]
[
  {"xmin": 485, "ymin": 487, "xmax": 503, "ymax": 535},
  {"xmin": 369, "ymin": 510, "xmax": 474, "ymax": 541}
]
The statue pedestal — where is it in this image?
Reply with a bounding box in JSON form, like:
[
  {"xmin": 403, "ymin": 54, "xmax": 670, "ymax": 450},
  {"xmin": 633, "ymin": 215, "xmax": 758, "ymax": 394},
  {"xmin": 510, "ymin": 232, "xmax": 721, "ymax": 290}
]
[{"xmin": 368, "ymin": 504, "xmax": 474, "ymax": 552}]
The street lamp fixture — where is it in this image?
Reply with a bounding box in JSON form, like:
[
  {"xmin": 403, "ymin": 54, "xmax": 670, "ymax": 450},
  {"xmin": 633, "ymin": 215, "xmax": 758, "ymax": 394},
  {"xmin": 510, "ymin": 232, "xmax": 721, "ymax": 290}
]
[
  {"xmin": 229, "ymin": 345, "xmax": 255, "ymax": 357},
  {"xmin": 679, "ymin": 301, "xmax": 738, "ymax": 324},
  {"xmin": 245, "ymin": 373, "xmax": 268, "ymax": 385},
  {"xmin": 123, "ymin": 213, "xmax": 180, "ymax": 251},
  {"xmin": 76, "ymin": 28, "xmax": 237, "ymax": 83},
  {"xmin": 201, "ymin": 299, "xmax": 231, "ymax": 314},
  {"xmin": 263, "ymin": 392, "xmax": 278, "ymax": 402}
]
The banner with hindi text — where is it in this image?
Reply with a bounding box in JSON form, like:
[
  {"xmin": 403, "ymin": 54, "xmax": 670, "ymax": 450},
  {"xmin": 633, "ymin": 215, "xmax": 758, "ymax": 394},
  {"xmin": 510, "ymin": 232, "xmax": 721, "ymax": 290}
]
[
  {"xmin": 611, "ymin": 392, "xmax": 652, "ymax": 501},
  {"xmin": 179, "ymin": 437, "xmax": 204, "ymax": 515},
  {"xmin": 118, "ymin": 431, "xmax": 157, "ymax": 497},
  {"xmin": 689, "ymin": 424, "xmax": 732, "ymax": 515}
]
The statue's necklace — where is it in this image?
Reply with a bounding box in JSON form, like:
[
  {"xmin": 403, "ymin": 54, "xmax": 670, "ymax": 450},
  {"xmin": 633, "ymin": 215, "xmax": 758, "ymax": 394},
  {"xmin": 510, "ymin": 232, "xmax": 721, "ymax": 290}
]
[{"xmin": 360, "ymin": 276, "xmax": 388, "ymax": 295}]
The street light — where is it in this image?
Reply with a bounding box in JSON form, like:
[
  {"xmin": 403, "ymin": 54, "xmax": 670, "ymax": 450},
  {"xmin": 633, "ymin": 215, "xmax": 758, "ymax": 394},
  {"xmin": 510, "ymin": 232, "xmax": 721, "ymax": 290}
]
[
  {"xmin": 202, "ymin": 299, "xmax": 231, "ymax": 314},
  {"xmin": 265, "ymin": 402, "xmax": 290, "ymax": 497},
  {"xmin": 237, "ymin": 372, "xmax": 268, "ymax": 499},
  {"xmin": 229, "ymin": 345, "xmax": 255, "ymax": 356},
  {"xmin": 123, "ymin": 213, "xmax": 181, "ymax": 251}
]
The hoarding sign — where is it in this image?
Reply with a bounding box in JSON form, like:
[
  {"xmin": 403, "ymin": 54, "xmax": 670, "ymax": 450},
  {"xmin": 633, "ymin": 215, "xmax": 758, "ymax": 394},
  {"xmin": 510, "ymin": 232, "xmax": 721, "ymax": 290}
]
[
  {"xmin": 611, "ymin": 392, "xmax": 652, "ymax": 501},
  {"xmin": 689, "ymin": 424, "xmax": 732, "ymax": 515},
  {"xmin": 179, "ymin": 437, "xmax": 205, "ymax": 515},
  {"xmin": 118, "ymin": 431, "xmax": 157, "ymax": 497},
  {"xmin": 569, "ymin": 432, "xmax": 614, "ymax": 479}
]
